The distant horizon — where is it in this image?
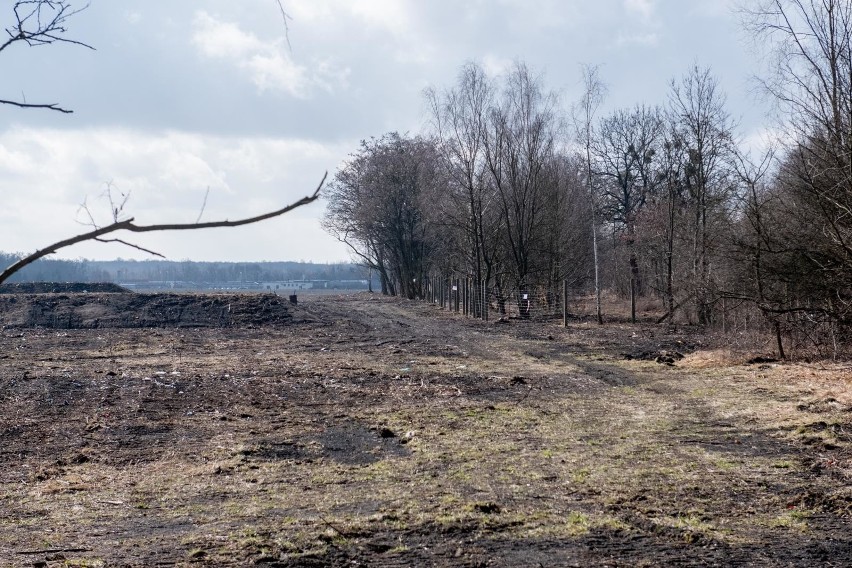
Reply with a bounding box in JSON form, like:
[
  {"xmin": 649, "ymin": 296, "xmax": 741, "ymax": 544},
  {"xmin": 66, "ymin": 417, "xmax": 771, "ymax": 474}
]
[{"xmin": 0, "ymin": 251, "xmax": 357, "ymax": 266}]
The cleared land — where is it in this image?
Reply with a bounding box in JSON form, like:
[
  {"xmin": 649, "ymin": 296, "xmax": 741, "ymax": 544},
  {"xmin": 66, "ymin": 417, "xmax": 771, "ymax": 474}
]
[{"xmin": 0, "ymin": 293, "xmax": 850, "ymax": 567}]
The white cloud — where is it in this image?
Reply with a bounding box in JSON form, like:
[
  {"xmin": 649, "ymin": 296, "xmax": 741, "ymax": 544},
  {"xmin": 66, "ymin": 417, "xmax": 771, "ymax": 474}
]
[
  {"xmin": 286, "ymin": 1, "xmax": 433, "ymax": 65},
  {"xmin": 616, "ymin": 32, "xmax": 659, "ymax": 47},
  {"xmin": 191, "ymin": 11, "xmax": 347, "ymax": 98},
  {"xmin": 742, "ymin": 126, "xmax": 787, "ymax": 156},
  {"xmin": 288, "ymin": 0, "xmax": 413, "ymax": 36},
  {"xmin": 688, "ymin": 0, "xmax": 737, "ymax": 18},
  {"xmin": 0, "ymin": 126, "xmax": 351, "ymax": 262},
  {"xmin": 624, "ymin": 0, "xmax": 656, "ymax": 20},
  {"xmin": 349, "ymin": 0, "xmax": 413, "ymax": 37},
  {"xmin": 481, "ymin": 54, "xmax": 513, "ymax": 78}
]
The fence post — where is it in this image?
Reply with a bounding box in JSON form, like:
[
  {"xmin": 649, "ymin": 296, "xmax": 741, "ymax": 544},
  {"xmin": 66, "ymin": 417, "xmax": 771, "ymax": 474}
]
[
  {"xmin": 630, "ymin": 277, "xmax": 636, "ymax": 324},
  {"xmin": 563, "ymin": 279, "xmax": 568, "ymax": 328},
  {"xmin": 466, "ymin": 278, "xmax": 470, "ymax": 317},
  {"xmin": 463, "ymin": 279, "xmax": 467, "ymax": 316},
  {"xmin": 455, "ymin": 279, "xmax": 460, "ymax": 312},
  {"xmin": 483, "ymin": 281, "xmax": 488, "ymax": 322}
]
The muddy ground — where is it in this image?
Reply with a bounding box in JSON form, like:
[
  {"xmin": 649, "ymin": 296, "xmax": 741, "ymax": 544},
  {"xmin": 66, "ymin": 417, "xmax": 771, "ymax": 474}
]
[{"xmin": 0, "ymin": 292, "xmax": 851, "ymax": 567}]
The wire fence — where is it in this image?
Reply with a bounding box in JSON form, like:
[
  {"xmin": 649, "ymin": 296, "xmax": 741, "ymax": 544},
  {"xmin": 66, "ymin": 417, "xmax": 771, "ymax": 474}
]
[
  {"xmin": 423, "ymin": 277, "xmax": 570, "ymax": 324},
  {"xmin": 421, "ymin": 276, "xmax": 851, "ymax": 360}
]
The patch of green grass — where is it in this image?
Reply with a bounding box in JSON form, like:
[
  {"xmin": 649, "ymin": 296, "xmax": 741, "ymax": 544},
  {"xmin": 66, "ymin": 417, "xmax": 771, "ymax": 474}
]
[
  {"xmin": 672, "ymin": 513, "xmax": 711, "ymax": 531},
  {"xmin": 571, "ymin": 467, "xmax": 591, "ymax": 484},
  {"xmin": 712, "ymin": 457, "xmax": 737, "ymax": 471},
  {"xmin": 565, "ymin": 510, "xmax": 590, "ymax": 534},
  {"xmin": 769, "ymin": 509, "xmax": 810, "ymax": 531}
]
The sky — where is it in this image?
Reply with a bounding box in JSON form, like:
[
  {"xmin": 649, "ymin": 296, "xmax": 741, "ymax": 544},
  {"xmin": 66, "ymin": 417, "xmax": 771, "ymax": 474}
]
[{"xmin": 0, "ymin": 0, "xmax": 770, "ymax": 263}]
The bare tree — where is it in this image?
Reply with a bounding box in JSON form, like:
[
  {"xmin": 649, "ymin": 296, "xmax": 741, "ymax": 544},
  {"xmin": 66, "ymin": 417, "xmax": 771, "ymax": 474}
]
[
  {"xmin": 426, "ymin": 62, "xmax": 499, "ymax": 305},
  {"xmin": 651, "ymin": 122, "xmax": 689, "ymax": 321},
  {"xmin": 323, "ymin": 134, "xmax": 443, "ymax": 299},
  {"xmin": 728, "ymin": 145, "xmax": 789, "ymax": 356},
  {"xmin": 593, "ymin": 104, "xmax": 665, "ymax": 321},
  {"xmin": 482, "ymin": 62, "xmax": 561, "ymax": 314},
  {"xmin": 574, "ymin": 64, "xmax": 607, "ymax": 324},
  {"xmin": 669, "ymin": 65, "xmax": 736, "ymax": 325},
  {"xmin": 740, "ymin": 0, "xmax": 852, "ymax": 342}
]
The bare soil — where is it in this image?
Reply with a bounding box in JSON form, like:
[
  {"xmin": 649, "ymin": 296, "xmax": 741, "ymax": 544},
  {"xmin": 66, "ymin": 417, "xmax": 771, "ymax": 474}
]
[{"xmin": 1, "ymin": 292, "xmax": 851, "ymax": 567}]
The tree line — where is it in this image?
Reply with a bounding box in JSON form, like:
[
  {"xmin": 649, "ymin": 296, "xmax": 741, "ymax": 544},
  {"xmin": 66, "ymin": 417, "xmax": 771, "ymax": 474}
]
[
  {"xmin": 0, "ymin": 253, "xmax": 366, "ymax": 286},
  {"xmin": 323, "ymin": 1, "xmax": 852, "ymax": 357}
]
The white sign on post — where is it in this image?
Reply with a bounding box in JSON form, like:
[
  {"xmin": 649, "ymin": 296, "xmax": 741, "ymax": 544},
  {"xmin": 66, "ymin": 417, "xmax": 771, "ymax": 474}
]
[
  {"xmin": 452, "ymin": 285, "xmax": 458, "ymax": 291},
  {"xmin": 522, "ymin": 294, "xmax": 529, "ymax": 300}
]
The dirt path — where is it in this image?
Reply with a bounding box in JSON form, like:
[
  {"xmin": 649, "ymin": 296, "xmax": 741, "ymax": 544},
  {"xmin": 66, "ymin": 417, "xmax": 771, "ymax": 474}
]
[{"xmin": 0, "ymin": 293, "xmax": 850, "ymax": 566}]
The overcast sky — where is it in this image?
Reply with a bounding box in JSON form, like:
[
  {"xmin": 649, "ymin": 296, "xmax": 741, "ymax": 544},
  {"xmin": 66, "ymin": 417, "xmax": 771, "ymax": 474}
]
[{"xmin": 0, "ymin": 0, "xmax": 769, "ymax": 263}]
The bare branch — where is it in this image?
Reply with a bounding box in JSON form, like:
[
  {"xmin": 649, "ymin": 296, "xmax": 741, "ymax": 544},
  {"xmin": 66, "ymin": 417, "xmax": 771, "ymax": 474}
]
[
  {"xmin": 93, "ymin": 238, "xmax": 166, "ymax": 258},
  {"xmin": 0, "ymin": 98, "xmax": 73, "ymax": 113},
  {"xmin": 1, "ymin": 1, "xmax": 93, "ymax": 113},
  {"xmin": 1, "ymin": 1, "xmax": 94, "ymax": 52},
  {"xmin": 196, "ymin": 187, "xmax": 210, "ymax": 224},
  {"xmin": 274, "ymin": 0, "xmax": 292, "ymax": 52},
  {"xmin": 0, "ymin": 173, "xmax": 326, "ymax": 285}
]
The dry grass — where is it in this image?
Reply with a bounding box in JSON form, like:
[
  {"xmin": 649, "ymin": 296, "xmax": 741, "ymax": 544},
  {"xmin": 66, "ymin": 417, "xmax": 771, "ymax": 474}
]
[{"xmin": 1, "ymin": 294, "xmax": 851, "ymax": 566}]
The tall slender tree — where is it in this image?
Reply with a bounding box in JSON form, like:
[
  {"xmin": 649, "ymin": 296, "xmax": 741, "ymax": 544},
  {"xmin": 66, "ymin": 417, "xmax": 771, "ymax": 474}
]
[
  {"xmin": 668, "ymin": 65, "xmax": 736, "ymax": 324},
  {"xmin": 574, "ymin": 64, "xmax": 608, "ymax": 324}
]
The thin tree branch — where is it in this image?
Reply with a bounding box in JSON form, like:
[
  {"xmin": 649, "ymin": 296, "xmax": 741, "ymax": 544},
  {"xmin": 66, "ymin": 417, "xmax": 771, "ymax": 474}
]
[
  {"xmin": 196, "ymin": 187, "xmax": 210, "ymax": 223},
  {"xmin": 93, "ymin": 237, "xmax": 166, "ymax": 258},
  {"xmin": 1, "ymin": 1, "xmax": 94, "ymax": 112},
  {"xmin": 274, "ymin": 0, "xmax": 292, "ymax": 52},
  {"xmin": 0, "ymin": 98, "xmax": 73, "ymax": 113},
  {"xmin": 0, "ymin": 173, "xmax": 326, "ymax": 285}
]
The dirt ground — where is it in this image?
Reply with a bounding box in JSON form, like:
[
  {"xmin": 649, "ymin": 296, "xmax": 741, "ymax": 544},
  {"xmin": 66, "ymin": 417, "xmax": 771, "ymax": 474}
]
[{"xmin": 1, "ymin": 292, "xmax": 851, "ymax": 567}]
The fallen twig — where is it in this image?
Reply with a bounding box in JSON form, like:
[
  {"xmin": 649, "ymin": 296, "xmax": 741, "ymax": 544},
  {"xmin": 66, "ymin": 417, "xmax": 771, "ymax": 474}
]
[
  {"xmin": 17, "ymin": 547, "xmax": 90, "ymax": 555},
  {"xmin": 318, "ymin": 514, "xmax": 350, "ymax": 538}
]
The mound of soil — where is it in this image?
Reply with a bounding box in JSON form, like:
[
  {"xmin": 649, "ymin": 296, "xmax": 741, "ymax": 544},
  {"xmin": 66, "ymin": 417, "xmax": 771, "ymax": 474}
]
[
  {"xmin": 0, "ymin": 282, "xmax": 129, "ymax": 294},
  {"xmin": 0, "ymin": 292, "xmax": 297, "ymax": 329}
]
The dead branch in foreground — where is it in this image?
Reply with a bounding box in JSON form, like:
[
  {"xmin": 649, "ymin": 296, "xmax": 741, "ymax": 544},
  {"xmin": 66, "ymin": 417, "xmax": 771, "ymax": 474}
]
[{"xmin": 0, "ymin": 173, "xmax": 326, "ymax": 286}]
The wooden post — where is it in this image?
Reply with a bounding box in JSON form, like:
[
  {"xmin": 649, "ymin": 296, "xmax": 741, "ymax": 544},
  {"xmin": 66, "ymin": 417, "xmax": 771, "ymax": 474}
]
[
  {"xmin": 463, "ymin": 279, "xmax": 468, "ymax": 316},
  {"xmin": 483, "ymin": 280, "xmax": 489, "ymax": 322},
  {"xmin": 563, "ymin": 279, "xmax": 568, "ymax": 328},
  {"xmin": 630, "ymin": 277, "xmax": 636, "ymax": 324}
]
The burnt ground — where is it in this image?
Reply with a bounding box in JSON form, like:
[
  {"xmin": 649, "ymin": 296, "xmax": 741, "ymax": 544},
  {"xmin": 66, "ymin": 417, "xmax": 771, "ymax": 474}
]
[{"xmin": 1, "ymin": 292, "xmax": 851, "ymax": 567}]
